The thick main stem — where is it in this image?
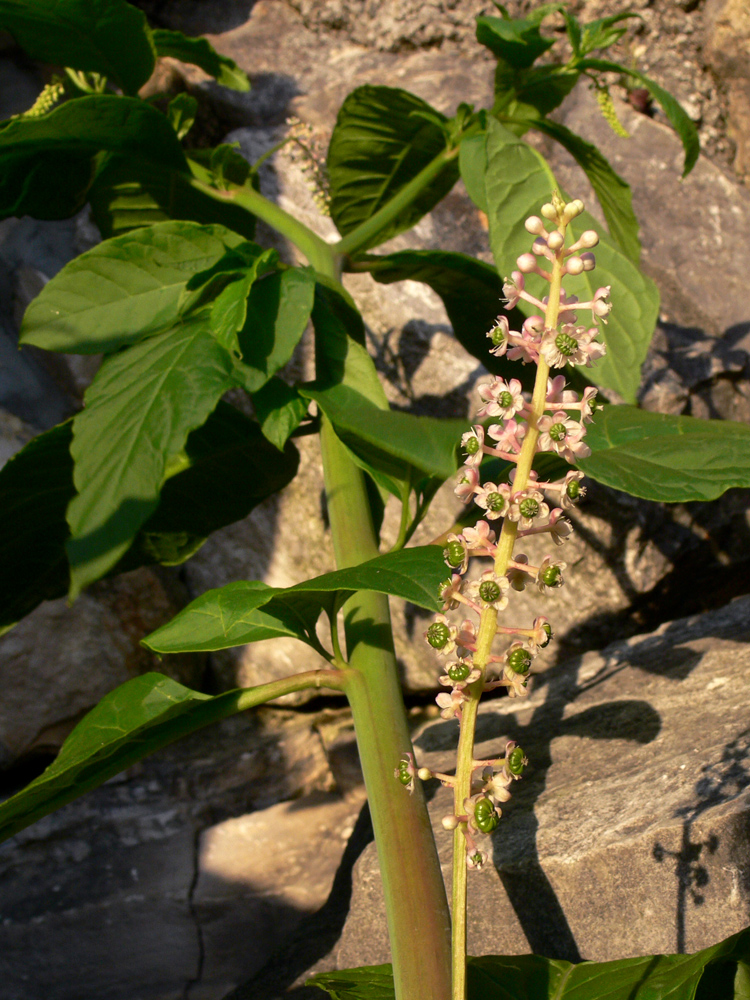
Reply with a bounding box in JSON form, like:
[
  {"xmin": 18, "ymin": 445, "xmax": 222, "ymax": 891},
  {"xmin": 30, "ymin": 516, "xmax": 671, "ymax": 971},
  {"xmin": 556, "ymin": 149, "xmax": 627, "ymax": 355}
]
[
  {"xmin": 450, "ymin": 233, "xmax": 566, "ymax": 1000},
  {"xmin": 320, "ymin": 418, "xmax": 452, "ymax": 1000}
]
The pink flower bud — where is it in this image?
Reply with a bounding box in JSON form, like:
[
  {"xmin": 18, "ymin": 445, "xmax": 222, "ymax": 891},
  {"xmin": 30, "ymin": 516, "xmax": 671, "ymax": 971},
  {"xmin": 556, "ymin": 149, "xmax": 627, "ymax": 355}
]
[
  {"xmin": 524, "ymin": 215, "xmax": 548, "ymax": 236},
  {"xmin": 565, "ymin": 256, "xmax": 584, "ymax": 275}
]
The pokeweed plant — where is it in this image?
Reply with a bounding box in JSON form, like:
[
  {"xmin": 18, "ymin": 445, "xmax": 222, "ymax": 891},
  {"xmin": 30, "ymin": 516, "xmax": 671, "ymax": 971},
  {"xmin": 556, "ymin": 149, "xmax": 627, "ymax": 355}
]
[{"xmin": 0, "ymin": 1, "xmax": 749, "ymax": 998}]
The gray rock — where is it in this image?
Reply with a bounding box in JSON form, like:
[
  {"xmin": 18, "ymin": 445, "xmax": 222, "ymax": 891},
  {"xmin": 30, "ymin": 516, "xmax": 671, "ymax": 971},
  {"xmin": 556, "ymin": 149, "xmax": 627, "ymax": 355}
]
[
  {"xmin": 326, "ymin": 595, "xmax": 750, "ymax": 973},
  {"xmin": 0, "ymin": 710, "xmax": 344, "ymax": 1000},
  {"xmin": 0, "ymin": 569, "xmax": 204, "ymax": 764},
  {"xmin": 704, "ymin": 0, "xmax": 750, "ymax": 183}
]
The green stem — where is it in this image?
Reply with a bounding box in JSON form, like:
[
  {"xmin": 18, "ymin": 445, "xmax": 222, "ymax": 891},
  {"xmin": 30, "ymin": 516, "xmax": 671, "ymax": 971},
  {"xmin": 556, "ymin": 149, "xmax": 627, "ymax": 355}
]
[
  {"xmin": 321, "ymin": 417, "xmax": 452, "ymax": 1000},
  {"xmin": 187, "ymin": 175, "xmax": 339, "ymax": 279},
  {"xmin": 235, "ymin": 668, "xmax": 348, "ymax": 708},
  {"xmin": 335, "ymin": 147, "xmax": 458, "ymax": 258}
]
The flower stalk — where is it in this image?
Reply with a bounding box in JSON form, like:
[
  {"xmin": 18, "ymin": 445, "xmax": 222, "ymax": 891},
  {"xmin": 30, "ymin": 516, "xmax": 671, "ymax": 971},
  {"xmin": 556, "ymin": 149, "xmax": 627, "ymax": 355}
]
[{"xmin": 404, "ymin": 193, "xmax": 610, "ymax": 1000}]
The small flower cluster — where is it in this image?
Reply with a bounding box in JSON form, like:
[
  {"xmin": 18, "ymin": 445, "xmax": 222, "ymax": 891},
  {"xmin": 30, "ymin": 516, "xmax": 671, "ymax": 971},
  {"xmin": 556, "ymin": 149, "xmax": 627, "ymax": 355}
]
[
  {"xmin": 14, "ymin": 78, "xmax": 65, "ymax": 119},
  {"xmin": 398, "ymin": 195, "xmax": 608, "ymax": 870},
  {"xmin": 285, "ymin": 116, "xmax": 331, "ymax": 216},
  {"xmin": 439, "ymin": 742, "xmax": 528, "ymax": 870}
]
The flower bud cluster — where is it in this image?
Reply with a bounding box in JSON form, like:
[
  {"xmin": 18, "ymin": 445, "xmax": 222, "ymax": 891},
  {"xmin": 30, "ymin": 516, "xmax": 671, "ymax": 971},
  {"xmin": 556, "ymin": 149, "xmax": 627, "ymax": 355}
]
[{"xmin": 398, "ymin": 196, "xmax": 608, "ymax": 870}]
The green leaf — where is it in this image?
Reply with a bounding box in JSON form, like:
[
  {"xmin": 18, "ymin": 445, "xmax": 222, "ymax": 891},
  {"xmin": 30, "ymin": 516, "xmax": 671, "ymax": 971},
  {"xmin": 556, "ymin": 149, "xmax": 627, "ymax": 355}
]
[
  {"xmin": 232, "ymin": 268, "xmax": 316, "ymax": 391},
  {"xmin": 357, "ymin": 249, "xmax": 529, "ymax": 384},
  {"xmin": 203, "ymin": 249, "xmax": 278, "ymax": 357},
  {"xmin": 311, "ymin": 279, "xmax": 388, "ymax": 408},
  {"xmin": 307, "ymin": 927, "xmax": 750, "ymax": 999},
  {"xmin": 0, "ymin": 95, "xmax": 188, "ymax": 221},
  {"xmin": 151, "ymin": 27, "xmax": 250, "ymax": 91},
  {"xmin": 579, "ymin": 58, "xmax": 700, "ymax": 177},
  {"xmin": 143, "ymin": 545, "xmax": 448, "ymax": 653},
  {"xmin": 88, "ymin": 153, "xmax": 258, "ymax": 240},
  {"xmin": 0, "ymin": 404, "xmax": 298, "ymax": 634},
  {"xmin": 475, "ymin": 12, "xmax": 556, "ymax": 69},
  {"xmin": 496, "ymin": 64, "xmax": 580, "ymax": 121},
  {"xmin": 252, "ymin": 378, "xmax": 309, "ymax": 451},
  {"xmin": 0, "ymin": 674, "xmax": 267, "ymax": 843},
  {"xmin": 578, "ymin": 13, "xmax": 642, "ymax": 57},
  {"xmin": 167, "ymin": 93, "xmax": 198, "ymax": 141},
  {"xmin": 308, "ymin": 965, "xmax": 394, "ymax": 1000},
  {"xmin": 523, "ymin": 117, "xmax": 641, "ymax": 263},
  {"xmin": 483, "ymin": 119, "xmax": 658, "ymax": 402},
  {"xmin": 327, "ymin": 85, "xmax": 459, "ymax": 251},
  {"xmin": 66, "ymin": 315, "xmax": 236, "ymax": 597},
  {"xmin": 459, "ymin": 132, "xmax": 489, "ymax": 213},
  {"xmin": 21, "ymin": 221, "xmax": 247, "ymax": 354},
  {"xmin": 302, "ymin": 384, "xmax": 464, "ymax": 484},
  {"xmin": 309, "ymin": 279, "xmax": 396, "ymax": 501},
  {"xmin": 0, "ymin": 0, "xmax": 155, "ymax": 95},
  {"xmin": 0, "ymin": 421, "xmax": 75, "ymax": 637},
  {"xmin": 119, "ymin": 401, "xmax": 300, "ymax": 563},
  {"xmin": 580, "ymin": 404, "xmax": 750, "ymax": 502}
]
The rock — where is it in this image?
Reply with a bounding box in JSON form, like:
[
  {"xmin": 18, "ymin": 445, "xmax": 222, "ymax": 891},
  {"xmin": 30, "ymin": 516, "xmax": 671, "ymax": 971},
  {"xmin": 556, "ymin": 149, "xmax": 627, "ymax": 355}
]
[
  {"xmin": 0, "ymin": 568, "xmax": 204, "ymax": 765},
  {"xmin": 704, "ymin": 0, "xmax": 750, "ymax": 184},
  {"xmin": 193, "ymin": 789, "xmax": 366, "ymax": 997},
  {"xmin": 321, "ymin": 596, "xmax": 750, "ymax": 975},
  {"xmin": 0, "ymin": 709, "xmax": 347, "ymax": 1000}
]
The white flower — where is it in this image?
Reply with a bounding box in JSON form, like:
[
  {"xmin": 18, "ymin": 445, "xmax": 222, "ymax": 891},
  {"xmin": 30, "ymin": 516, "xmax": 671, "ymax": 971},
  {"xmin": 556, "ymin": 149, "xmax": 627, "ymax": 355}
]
[
  {"xmin": 507, "ymin": 553, "xmax": 531, "ymax": 592},
  {"xmin": 487, "ymin": 418, "xmax": 526, "ymax": 454},
  {"xmin": 460, "ymin": 424, "xmax": 485, "ymax": 467},
  {"xmin": 438, "ymin": 573, "xmax": 464, "ymax": 611},
  {"xmin": 486, "ymin": 315, "xmax": 510, "ymax": 356},
  {"xmin": 436, "ymin": 687, "xmax": 468, "ymax": 720},
  {"xmin": 455, "ymin": 465, "xmax": 480, "ymax": 504},
  {"xmin": 508, "ymin": 488, "xmax": 549, "ymax": 530},
  {"xmin": 466, "ymin": 570, "xmax": 510, "ymax": 612},
  {"xmin": 474, "ymin": 481, "xmax": 511, "ymax": 520},
  {"xmin": 502, "ymin": 270, "xmax": 524, "ymax": 309},
  {"xmin": 559, "ymin": 470, "xmax": 586, "ymax": 509},
  {"xmin": 462, "ymin": 519, "xmax": 497, "ymax": 552},
  {"xmin": 477, "ymin": 377, "xmax": 525, "ymax": 420},
  {"xmin": 537, "ymin": 410, "xmax": 590, "ymax": 462},
  {"xmin": 536, "ymin": 556, "xmax": 566, "ymax": 594},
  {"xmin": 547, "ymin": 508, "xmax": 573, "ymax": 545}
]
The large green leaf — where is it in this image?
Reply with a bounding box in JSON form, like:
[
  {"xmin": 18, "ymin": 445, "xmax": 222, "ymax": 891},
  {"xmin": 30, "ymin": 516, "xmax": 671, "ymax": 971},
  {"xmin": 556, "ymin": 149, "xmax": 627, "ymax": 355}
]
[
  {"xmin": 233, "ymin": 267, "xmax": 316, "ymax": 391},
  {"xmin": 311, "ymin": 279, "xmax": 389, "ymax": 408},
  {"xmin": 483, "ymin": 119, "xmax": 658, "ymax": 402},
  {"xmin": 308, "ymin": 927, "xmax": 750, "ymax": 999},
  {"xmin": 0, "ymin": 421, "xmax": 74, "ymax": 636},
  {"xmin": 143, "ymin": 545, "xmax": 447, "ymax": 653},
  {"xmin": 327, "ymin": 85, "xmax": 459, "ymax": 250},
  {"xmin": 66, "ymin": 315, "xmax": 236, "ymax": 597},
  {"xmin": 580, "ymin": 404, "xmax": 750, "ymax": 502},
  {"xmin": 21, "ymin": 221, "xmax": 246, "ymax": 354},
  {"xmin": 0, "ymin": 671, "xmax": 333, "ymax": 844},
  {"xmin": 252, "ymin": 378, "xmax": 309, "ymax": 451},
  {"xmin": 88, "ymin": 153, "xmax": 258, "ymax": 240},
  {"xmin": 0, "ymin": 404, "xmax": 298, "ymax": 634},
  {"xmin": 358, "ymin": 249, "xmax": 529, "ymax": 385},
  {"xmin": 579, "ymin": 57, "xmax": 700, "ymax": 177},
  {"xmin": 0, "ymin": 95, "xmax": 188, "ymax": 220},
  {"xmin": 475, "ymin": 11, "xmax": 556, "ymax": 69},
  {"xmin": 522, "ymin": 116, "xmax": 640, "ymax": 263},
  {"xmin": 117, "ymin": 401, "xmax": 300, "ymax": 564},
  {"xmin": 151, "ymin": 27, "xmax": 250, "ymax": 91},
  {"xmin": 0, "ymin": 0, "xmax": 155, "ymax": 95},
  {"xmin": 302, "ymin": 383, "xmax": 465, "ymax": 485},
  {"xmin": 459, "ymin": 132, "xmax": 490, "ymax": 213}
]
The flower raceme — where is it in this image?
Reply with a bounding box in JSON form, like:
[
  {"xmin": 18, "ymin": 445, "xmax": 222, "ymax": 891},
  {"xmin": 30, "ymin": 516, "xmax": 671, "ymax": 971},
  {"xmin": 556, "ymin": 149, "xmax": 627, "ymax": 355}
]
[{"xmin": 401, "ymin": 194, "xmax": 608, "ymax": 871}]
